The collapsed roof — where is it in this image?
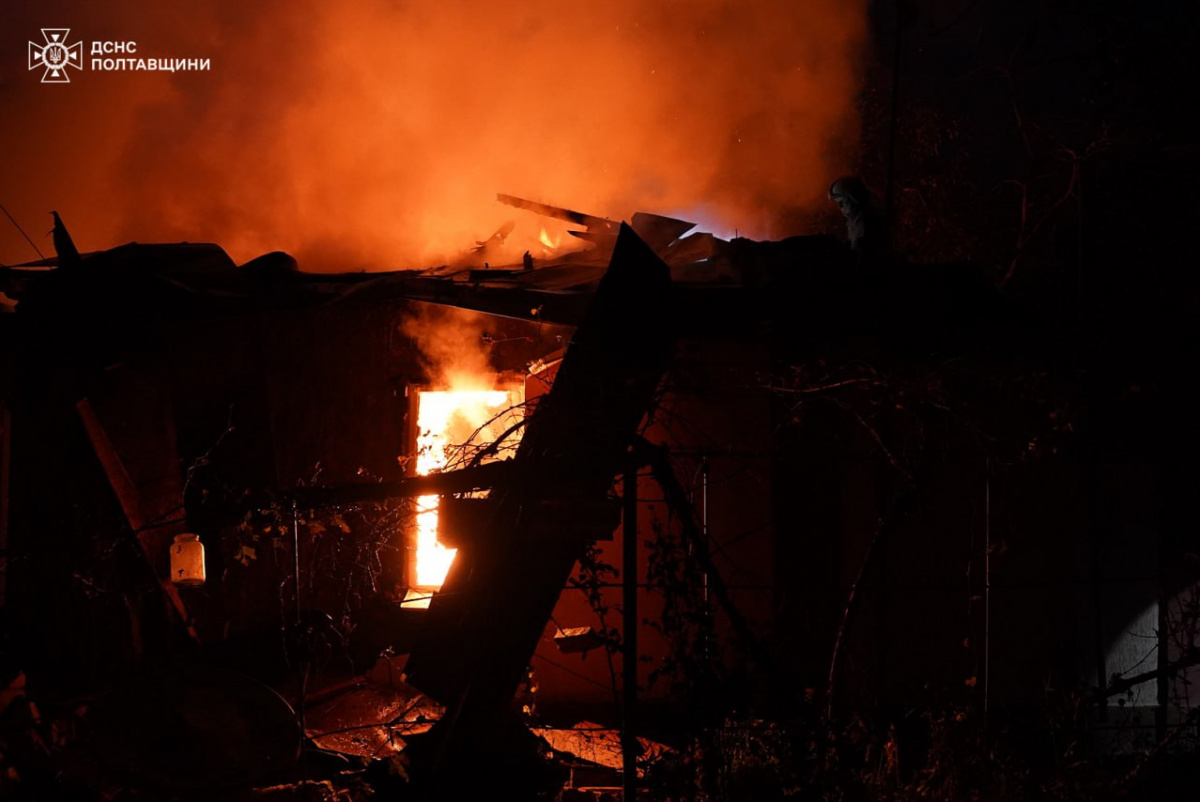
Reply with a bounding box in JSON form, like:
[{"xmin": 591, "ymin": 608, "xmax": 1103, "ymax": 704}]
[{"xmin": 1, "ymin": 195, "xmax": 1013, "ymax": 354}]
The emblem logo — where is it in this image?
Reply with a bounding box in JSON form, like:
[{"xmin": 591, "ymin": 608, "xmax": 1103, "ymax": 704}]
[{"xmin": 29, "ymin": 29, "xmax": 83, "ymax": 83}]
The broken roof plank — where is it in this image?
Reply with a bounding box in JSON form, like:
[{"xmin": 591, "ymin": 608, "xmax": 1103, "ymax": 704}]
[{"xmin": 402, "ymin": 223, "xmax": 676, "ymax": 784}]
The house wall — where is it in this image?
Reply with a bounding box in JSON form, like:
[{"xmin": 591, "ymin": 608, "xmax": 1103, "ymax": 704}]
[
  {"xmin": 530, "ymin": 337, "xmax": 778, "ymax": 711},
  {"xmin": 3, "ymin": 286, "xmax": 1183, "ymax": 744}
]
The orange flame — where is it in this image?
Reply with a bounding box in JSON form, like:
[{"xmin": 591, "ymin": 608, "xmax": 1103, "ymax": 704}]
[
  {"xmin": 413, "ymin": 385, "xmax": 524, "ymax": 591},
  {"xmin": 538, "ymin": 227, "xmax": 561, "ymax": 252}
]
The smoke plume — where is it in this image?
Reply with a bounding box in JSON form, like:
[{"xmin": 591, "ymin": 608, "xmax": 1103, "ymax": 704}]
[
  {"xmin": 401, "ymin": 305, "xmax": 496, "ymax": 391},
  {"xmin": 1, "ymin": 0, "xmax": 865, "ymax": 268}
]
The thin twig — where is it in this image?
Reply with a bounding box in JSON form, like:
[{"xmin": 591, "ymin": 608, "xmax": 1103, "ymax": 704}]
[{"xmin": 826, "ymin": 490, "xmax": 915, "ymax": 721}]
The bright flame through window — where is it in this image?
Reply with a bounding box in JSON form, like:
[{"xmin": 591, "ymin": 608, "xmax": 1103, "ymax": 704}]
[{"xmin": 412, "ymin": 386, "xmax": 524, "ymax": 595}]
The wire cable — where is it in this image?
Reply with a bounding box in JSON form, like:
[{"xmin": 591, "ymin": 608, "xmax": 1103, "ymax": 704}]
[{"xmin": 0, "ymin": 202, "xmax": 45, "ymax": 260}]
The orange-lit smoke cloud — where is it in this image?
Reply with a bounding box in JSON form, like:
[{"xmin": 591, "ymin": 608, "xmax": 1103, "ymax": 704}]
[
  {"xmin": 0, "ymin": 0, "xmax": 865, "ymax": 268},
  {"xmin": 401, "ymin": 305, "xmax": 496, "ymax": 391}
]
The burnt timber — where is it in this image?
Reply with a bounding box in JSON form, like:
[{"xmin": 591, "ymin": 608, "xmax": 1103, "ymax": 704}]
[
  {"xmin": 0, "ymin": 196, "xmax": 1012, "ymax": 358},
  {"xmin": 403, "ymin": 224, "xmax": 675, "ymax": 790}
]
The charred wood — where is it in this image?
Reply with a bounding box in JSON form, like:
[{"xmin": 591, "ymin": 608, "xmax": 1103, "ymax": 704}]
[{"xmin": 402, "ymin": 224, "xmax": 675, "ymax": 795}]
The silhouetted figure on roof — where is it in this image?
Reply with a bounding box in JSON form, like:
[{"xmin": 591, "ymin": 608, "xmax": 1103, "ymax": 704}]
[
  {"xmin": 829, "ymin": 176, "xmax": 886, "ymax": 258},
  {"xmin": 50, "ymin": 211, "xmax": 81, "ymax": 270}
]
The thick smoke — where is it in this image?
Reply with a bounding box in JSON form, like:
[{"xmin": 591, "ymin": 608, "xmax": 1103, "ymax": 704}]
[
  {"xmin": 1, "ymin": 0, "xmax": 864, "ymax": 268},
  {"xmin": 400, "ymin": 305, "xmax": 496, "ymax": 391}
]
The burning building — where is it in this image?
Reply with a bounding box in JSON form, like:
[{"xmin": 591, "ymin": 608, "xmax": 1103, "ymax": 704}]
[
  {"xmin": 0, "ymin": 1, "xmax": 1197, "ymax": 799},
  {"xmin": 0, "ymin": 184, "xmax": 1187, "ymax": 799}
]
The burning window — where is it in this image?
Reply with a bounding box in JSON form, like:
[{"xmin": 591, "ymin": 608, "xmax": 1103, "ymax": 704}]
[{"xmin": 404, "ymin": 383, "xmax": 524, "ymax": 607}]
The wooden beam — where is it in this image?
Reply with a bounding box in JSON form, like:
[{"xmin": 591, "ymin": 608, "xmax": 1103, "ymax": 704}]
[
  {"xmin": 284, "ymin": 460, "xmax": 512, "ymax": 509},
  {"xmin": 76, "ymin": 398, "xmax": 197, "ymax": 641},
  {"xmin": 403, "ymin": 224, "xmax": 676, "ymax": 791}
]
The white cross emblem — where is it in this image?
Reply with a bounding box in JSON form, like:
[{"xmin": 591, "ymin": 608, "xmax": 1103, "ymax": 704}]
[{"xmin": 29, "ymin": 29, "xmax": 83, "ymax": 84}]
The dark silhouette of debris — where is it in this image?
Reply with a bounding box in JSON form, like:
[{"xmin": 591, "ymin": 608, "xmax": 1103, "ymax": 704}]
[{"xmin": 50, "ymin": 210, "xmax": 81, "ymax": 270}]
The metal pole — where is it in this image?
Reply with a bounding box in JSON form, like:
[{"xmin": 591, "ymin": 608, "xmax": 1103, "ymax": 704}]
[
  {"xmin": 701, "ymin": 456, "xmax": 710, "ymax": 607},
  {"xmin": 623, "ymin": 462, "xmax": 638, "ymax": 801},
  {"xmin": 701, "ymin": 456, "xmax": 711, "ymax": 663},
  {"xmin": 884, "ymin": 0, "xmax": 905, "ymax": 235},
  {"xmin": 984, "ymin": 458, "xmax": 991, "ymax": 722},
  {"xmin": 291, "ymin": 499, "xmax": 305, "ymax": 743},
  {"xmin": 291, "ymin": 498, "xmax": 302, "ymax": 625}
]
